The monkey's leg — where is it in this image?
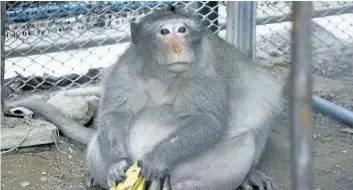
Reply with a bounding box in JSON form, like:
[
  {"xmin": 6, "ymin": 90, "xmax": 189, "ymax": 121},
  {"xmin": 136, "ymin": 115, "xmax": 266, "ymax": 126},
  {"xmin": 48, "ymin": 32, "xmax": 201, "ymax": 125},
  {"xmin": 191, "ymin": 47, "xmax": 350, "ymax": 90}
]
[
  {"xmin": 162, "ymin": 131, "xmax": 256, "ymax": 190},
  {"xmin": 239, "ymin": 128, "xmax": 277, "ymax": 190},
  {"xmin": 85, "ymin": 134, "xmax": 110, "ymax": 189}
]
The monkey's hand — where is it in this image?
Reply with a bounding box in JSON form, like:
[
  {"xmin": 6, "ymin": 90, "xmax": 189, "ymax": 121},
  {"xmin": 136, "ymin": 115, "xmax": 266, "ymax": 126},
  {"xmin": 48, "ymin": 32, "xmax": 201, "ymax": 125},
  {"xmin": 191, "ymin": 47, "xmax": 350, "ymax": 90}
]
[
  {"xmin": 140, "ymin": 150, "xmax": 170, "ymax": 181},
  {"xmin": 107, "ymin": 158, "xmax": 132, "ymax": 187}
]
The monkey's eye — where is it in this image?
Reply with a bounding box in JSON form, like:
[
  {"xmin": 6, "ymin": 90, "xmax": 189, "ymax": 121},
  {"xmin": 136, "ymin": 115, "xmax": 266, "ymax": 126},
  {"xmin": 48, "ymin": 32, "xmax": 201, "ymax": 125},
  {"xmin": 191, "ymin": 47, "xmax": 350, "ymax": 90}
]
[
  {"xmin": 178, "ymin": 27, "xmax": 186, "ymax": 33},
  {"xmin": 160, "ymin": 29, "xmax": 170, "ymax": 35}
]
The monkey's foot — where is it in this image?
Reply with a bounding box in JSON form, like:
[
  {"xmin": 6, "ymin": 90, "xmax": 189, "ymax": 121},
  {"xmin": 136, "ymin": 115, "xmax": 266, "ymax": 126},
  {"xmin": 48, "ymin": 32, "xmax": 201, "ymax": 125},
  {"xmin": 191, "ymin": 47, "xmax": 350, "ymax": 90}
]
[
  {"xmin": 83, "ymin": 172, "xmax": 99, "ymax": 188},
  {"xmin": 239, "ymin": 169, "xmax": 277, "ymax": 190}
]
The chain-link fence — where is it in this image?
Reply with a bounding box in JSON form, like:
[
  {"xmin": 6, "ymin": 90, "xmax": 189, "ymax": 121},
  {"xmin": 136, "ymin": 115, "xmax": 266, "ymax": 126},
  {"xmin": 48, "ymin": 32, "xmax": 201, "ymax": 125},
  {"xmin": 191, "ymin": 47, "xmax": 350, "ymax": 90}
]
[
  {"xmin": 256, "ymin": 1, "xmax": 353, "ymax": 79},
  {"xmin": 2, "ymin": 1, "xmax": 353, "ymax": 99},
  {"xmin": 3, "ymin": 1, "xmax": 228, "ymax": 99}
]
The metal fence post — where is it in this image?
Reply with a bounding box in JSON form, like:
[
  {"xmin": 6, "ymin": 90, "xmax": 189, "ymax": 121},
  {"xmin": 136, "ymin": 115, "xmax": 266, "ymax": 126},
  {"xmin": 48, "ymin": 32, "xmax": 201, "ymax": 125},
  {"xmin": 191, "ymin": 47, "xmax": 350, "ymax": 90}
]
[
  {"xmin": 226, "ymin": 1, "xmax": 257, "ymax": 59},
  {"xmin": 0, "ymin": 2, "xmax": 5, "ymax": 120},
  {"xmin": 290, "ymin": 2, "xmax": 313, "ymax": 190}
]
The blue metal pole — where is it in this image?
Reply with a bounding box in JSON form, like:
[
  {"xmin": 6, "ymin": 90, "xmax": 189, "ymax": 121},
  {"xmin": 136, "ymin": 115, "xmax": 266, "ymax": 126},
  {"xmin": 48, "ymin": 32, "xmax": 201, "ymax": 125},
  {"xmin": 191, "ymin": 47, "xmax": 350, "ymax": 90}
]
[{"xmin": 313, "ymin": 96, "xmax": 353, "ymax": 126}]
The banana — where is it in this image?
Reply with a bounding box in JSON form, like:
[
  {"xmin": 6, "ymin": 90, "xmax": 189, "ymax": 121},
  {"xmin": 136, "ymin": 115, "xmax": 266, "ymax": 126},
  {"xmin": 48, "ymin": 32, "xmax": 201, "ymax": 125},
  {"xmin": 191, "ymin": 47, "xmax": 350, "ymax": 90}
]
[
  {"xmin": 110, "ymin": 162, "xmax": 146, "ymax": 190},
  {"xmin": 111, "ymin": 181, "xmax": 117, "ymax": 190}
]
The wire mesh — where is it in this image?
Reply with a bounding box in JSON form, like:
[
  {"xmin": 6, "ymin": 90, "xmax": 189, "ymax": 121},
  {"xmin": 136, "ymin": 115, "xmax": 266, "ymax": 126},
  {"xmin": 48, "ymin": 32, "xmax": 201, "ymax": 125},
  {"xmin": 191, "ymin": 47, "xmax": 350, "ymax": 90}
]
[
  {"xmin": 3, "ymin": 1, "xmax": 226, "ymax": 99},
  {"xmin": 3, "ymin": 1, "xmax": 353, "ymax": 100}
]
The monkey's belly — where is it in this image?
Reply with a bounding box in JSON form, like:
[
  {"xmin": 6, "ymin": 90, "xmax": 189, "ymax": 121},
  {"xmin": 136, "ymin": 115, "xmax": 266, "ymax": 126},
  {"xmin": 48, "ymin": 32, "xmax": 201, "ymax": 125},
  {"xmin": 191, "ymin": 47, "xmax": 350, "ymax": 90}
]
[{"xmin": 127, "ymin": 105, "xmax": 178, "ymax": 161}]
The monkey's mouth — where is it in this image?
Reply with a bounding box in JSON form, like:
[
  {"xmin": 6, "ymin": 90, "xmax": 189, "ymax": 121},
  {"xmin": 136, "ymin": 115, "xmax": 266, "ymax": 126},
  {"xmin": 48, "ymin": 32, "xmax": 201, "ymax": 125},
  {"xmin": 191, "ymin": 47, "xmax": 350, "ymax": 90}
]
[
  {"xmin": 166, "ymin": 62, "xmax": 189, "ymax": 72},
  {"xmin": 166, "ymin": 62, "xmax": 189, "ymax": 66}
]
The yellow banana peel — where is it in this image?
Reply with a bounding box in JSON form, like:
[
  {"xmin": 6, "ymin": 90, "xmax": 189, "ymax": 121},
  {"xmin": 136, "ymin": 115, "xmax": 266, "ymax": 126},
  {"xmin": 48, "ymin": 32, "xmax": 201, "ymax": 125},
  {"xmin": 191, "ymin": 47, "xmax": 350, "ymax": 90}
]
[{"xmin": 110, "ymin": 162, "xmax": 146, "ymax": 190}]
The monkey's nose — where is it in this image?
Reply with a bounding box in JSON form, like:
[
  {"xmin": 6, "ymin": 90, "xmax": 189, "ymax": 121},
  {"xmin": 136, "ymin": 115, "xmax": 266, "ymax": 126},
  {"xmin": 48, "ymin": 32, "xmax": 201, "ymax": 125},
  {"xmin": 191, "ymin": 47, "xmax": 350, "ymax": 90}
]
[
  {"xmin": 173, "ymin": 49, "xmax": 182, "ymax": 53},
  {"xmin": 172, "ymin": 45, "xmax": 183, "ymax": 54}
]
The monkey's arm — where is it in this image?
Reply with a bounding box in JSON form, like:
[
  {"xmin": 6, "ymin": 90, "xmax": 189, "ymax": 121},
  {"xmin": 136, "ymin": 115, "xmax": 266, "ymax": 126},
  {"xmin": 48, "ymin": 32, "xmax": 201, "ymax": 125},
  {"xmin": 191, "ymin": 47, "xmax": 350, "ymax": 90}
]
[
  {"xmin": 95, "ymin": 65, "xmax": 147, "ymax": 184},
  {"xmin": 96, "ymin": 110, "xmax": 131, "ymax": 162},
  {"xmin": 141, "ymin": 77, "xmax": 228, "ymax": 180}
]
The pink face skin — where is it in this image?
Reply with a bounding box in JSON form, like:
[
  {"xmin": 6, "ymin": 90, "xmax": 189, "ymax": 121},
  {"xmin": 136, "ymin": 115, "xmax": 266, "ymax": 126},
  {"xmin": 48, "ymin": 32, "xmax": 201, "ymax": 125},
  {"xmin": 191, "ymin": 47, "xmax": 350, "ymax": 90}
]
[{"xmin": 156, "ymin": 20, "xmax": 195, "ymax": 72}]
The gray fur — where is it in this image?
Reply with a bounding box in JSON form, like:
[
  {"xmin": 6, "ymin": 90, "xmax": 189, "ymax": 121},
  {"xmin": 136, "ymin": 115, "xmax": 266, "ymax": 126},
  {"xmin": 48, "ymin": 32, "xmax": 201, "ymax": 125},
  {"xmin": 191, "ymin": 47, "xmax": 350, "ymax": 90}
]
[
  {"xmin": 88, "ymin": 7, "xmax": 284, "ymax": 190},
  {"xmin": 5, "ymin": 7, "xmax": 286, "ymax": 190}
]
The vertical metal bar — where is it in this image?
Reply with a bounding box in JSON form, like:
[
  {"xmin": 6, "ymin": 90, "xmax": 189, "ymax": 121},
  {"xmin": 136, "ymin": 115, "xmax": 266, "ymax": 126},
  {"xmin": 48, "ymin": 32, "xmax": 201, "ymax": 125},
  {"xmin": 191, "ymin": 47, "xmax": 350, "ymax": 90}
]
[
  {"xmin": 226, "ymin": 1, "xmax": 257, "ymax": 59},
  {"xmin": 0, "ymin": 2, "xmax": 5, "ymax": 120},
  {"xmin": 290, "ymin": 2, "xmax": 313, "ymax": 190}
]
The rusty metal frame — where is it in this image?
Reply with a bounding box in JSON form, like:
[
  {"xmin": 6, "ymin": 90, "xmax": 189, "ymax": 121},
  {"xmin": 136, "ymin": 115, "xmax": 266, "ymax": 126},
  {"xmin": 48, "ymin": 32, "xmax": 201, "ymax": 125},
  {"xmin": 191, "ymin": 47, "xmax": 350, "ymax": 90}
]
[
  {"xmin": 289, "ymin": 2, "xmax": 313, "ymax": 190},
  {"xmin": 0, "ymin": 2, "xmax": 6, "ymax": 119}
]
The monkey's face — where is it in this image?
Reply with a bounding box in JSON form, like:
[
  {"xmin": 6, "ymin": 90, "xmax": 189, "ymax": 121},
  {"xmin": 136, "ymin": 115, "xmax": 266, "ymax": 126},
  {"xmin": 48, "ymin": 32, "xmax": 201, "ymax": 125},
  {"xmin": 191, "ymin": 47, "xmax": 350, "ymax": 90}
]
[
  {"xmin": 151, "ymin": 20, "xmax": 199, "ymax": 73},
  {"xmin": 131, "ymin": 15, "xmax": 205, "ymax": 73}
]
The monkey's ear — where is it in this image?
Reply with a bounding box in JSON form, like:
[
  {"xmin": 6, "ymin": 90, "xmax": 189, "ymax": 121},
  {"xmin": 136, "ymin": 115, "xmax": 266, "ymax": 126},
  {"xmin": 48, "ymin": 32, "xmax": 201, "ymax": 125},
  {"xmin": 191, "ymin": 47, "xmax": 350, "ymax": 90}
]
[
  {"xmin": 130, "ymin": 21, "xmax": 140, "ymax": 45},
  {"xmin": 169, "ymin": 4, "xmax": 186, "ymax": 14}
]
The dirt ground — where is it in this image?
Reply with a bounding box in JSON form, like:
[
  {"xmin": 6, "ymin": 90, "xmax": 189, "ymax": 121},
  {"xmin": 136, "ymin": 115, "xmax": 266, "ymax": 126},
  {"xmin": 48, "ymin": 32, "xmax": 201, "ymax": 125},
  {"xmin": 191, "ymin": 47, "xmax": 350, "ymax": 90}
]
[{"xmin": 1, "ymin": 62, "xmax": 353, "ymax": 190}]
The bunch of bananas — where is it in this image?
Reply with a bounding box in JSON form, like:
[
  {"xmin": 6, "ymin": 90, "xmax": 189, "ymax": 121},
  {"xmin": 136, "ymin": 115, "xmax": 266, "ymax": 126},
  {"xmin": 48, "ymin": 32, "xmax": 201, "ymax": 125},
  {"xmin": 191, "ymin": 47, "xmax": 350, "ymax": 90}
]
[{"xmin": 110, "ymin": 162, "xmax": 146, "ymax": 190}]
